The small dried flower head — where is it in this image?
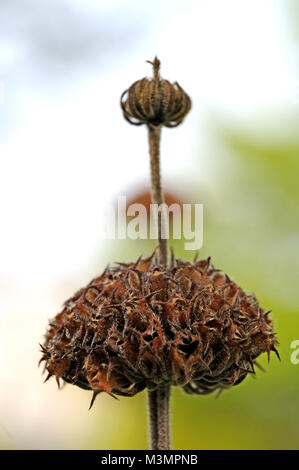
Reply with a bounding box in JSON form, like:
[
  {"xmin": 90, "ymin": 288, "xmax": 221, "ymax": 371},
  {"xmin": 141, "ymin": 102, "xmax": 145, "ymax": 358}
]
[
  {"xmin": 120, "ymin": 57, "xmax": 191, "ymax": 128},
  {"xmin": 40, "ymin": 252, "xmax": 279, "ymax": 407}
]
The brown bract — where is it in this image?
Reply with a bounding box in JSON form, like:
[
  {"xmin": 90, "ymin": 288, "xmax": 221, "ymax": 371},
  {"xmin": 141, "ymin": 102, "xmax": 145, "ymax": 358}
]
[
  {"xmin": 40, "ymin": 252, "xmax": 279, "ymax": 407},
  {"xmin": 120, "ymin": 57, "xmax": 191, "ymax": 128}
]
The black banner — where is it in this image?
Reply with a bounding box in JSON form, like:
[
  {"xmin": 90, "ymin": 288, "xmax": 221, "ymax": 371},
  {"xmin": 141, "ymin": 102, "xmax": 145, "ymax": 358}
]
[{"xmin": 1, "ymin": 450, "xmax": 298, "ymax": 467}]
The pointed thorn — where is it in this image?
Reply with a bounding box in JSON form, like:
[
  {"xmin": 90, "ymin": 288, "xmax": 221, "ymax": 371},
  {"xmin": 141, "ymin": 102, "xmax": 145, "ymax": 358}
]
[
  {"xmin": 248, "ymin": 358, "xmax": 256, "ymax": 374},
  {"xmin": 107, "ymin": 390, "xmax": 119, "ymax": 400},
  {"xmin": 132, "ymin": 254, "xmax": 143, "ymax": 269},
  {"xmin": 205, "ymin": 256, "xmax": 211, "ymax": 269},
  {"xmin": 267, "ymin": 348, "xmax": 271, "ymax": 363},
  {"xmin": 55, "ymin": 376, "xmax": 61, "ymax": 389},
  {"xmin": 89, "ymin": 391, "xmax": 100, "ymax": 410},
  {"xmin": 44, "ymin": 373, "xmax": 52, "ymax": 383},
  {"xmin": 254, "ymin": 361, "xmax": 266, "ymax": 373},
  {"xmin": 272, "ymin": 346, "xmax": 281, "ymax": 361},
  {"xmin": 39, "ymin": 343, "xmax": 49, "ymax": 354},
  {"xmin": 38, "ymin": 356, "xmax": 47, "ymax": 367}
]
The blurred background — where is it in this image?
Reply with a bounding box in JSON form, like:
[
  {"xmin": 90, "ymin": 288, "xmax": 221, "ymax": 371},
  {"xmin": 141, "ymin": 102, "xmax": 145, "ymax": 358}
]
[{"xmin": 0, "ymin": 0, "xmax": 299, "ymax": 450}]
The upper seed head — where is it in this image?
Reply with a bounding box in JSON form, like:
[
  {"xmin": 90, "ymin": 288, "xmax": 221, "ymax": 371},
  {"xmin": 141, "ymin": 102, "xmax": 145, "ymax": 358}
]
[{"xmin": 120, "ymin": 56, "xmax": 191, "ymax": 128}]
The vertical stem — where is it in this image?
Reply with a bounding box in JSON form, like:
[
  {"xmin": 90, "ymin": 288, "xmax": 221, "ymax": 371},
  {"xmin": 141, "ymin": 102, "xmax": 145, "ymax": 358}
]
[
  {"xmin": 147, "ymin": 387, "xmax": 158, "ymax": 449},
  {"xmin": 148, "ymin": 384, "xmax": 171, "ymax": 450},
  {"xmin": 147, "ymin": 124, "xmax": 171, "ymax": 450},
  {"xmin": 148, "ymin": 124, "xmax": 167, "ymax": 266}
]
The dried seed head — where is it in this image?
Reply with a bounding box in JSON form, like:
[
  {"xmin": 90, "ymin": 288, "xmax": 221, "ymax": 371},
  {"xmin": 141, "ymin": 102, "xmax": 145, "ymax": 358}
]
[
  {"xmin": 40, "ymin": 253, "xmax": 279, "ymax": 407},
  {"xmin": 120, "ymin": 57, "xmax": 191, "ymax": 128}
]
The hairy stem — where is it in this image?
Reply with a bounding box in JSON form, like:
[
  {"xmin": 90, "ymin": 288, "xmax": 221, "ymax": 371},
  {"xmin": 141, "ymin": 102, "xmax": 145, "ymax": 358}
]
[
  {"xmin": 148, "ymin": 384, "xmax": 171, "ymax": 450},
  {"xmin": 147, "ymin": 124, "xmax": 171, "ymax": 450},
  {"xmin": 148, "ymin": 124, "xmax": 167, "ymax": 266}
]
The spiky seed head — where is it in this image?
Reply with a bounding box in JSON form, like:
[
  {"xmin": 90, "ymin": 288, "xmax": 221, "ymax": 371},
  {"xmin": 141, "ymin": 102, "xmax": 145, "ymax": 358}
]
[{"xmin": 40, "ymin": 252, "xmax": 279, "ymax": 408}]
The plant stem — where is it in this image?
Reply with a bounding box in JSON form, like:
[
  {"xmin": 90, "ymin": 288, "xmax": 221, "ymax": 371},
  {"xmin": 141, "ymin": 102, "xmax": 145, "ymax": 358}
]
[
  {"xmin": 147, "ymin": 123, "xmax": 171, "ymax": 449},
  {"xmin": 148, "ymin": 124, "xmax": 168, "ymax": 266},
  {"xmin": 148, "ymin": 384, "xmax": 171, "ymax": 450}
]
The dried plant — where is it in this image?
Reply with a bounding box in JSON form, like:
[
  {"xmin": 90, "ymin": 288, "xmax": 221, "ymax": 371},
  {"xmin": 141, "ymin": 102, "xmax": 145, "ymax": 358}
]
[{"xmin": 40, "ymin": 58, "xmax": 279, "ymax": 450}]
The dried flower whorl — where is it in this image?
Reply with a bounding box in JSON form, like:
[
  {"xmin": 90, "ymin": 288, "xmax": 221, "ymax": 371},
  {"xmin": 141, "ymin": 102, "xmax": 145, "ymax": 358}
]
[
  {"xmin": 40, "ymin": 252, "xmax": 279, "ymax": 407},
  {"xmin": 120, "ymin": 57, "xmax": 191, "ymax": 128}
]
